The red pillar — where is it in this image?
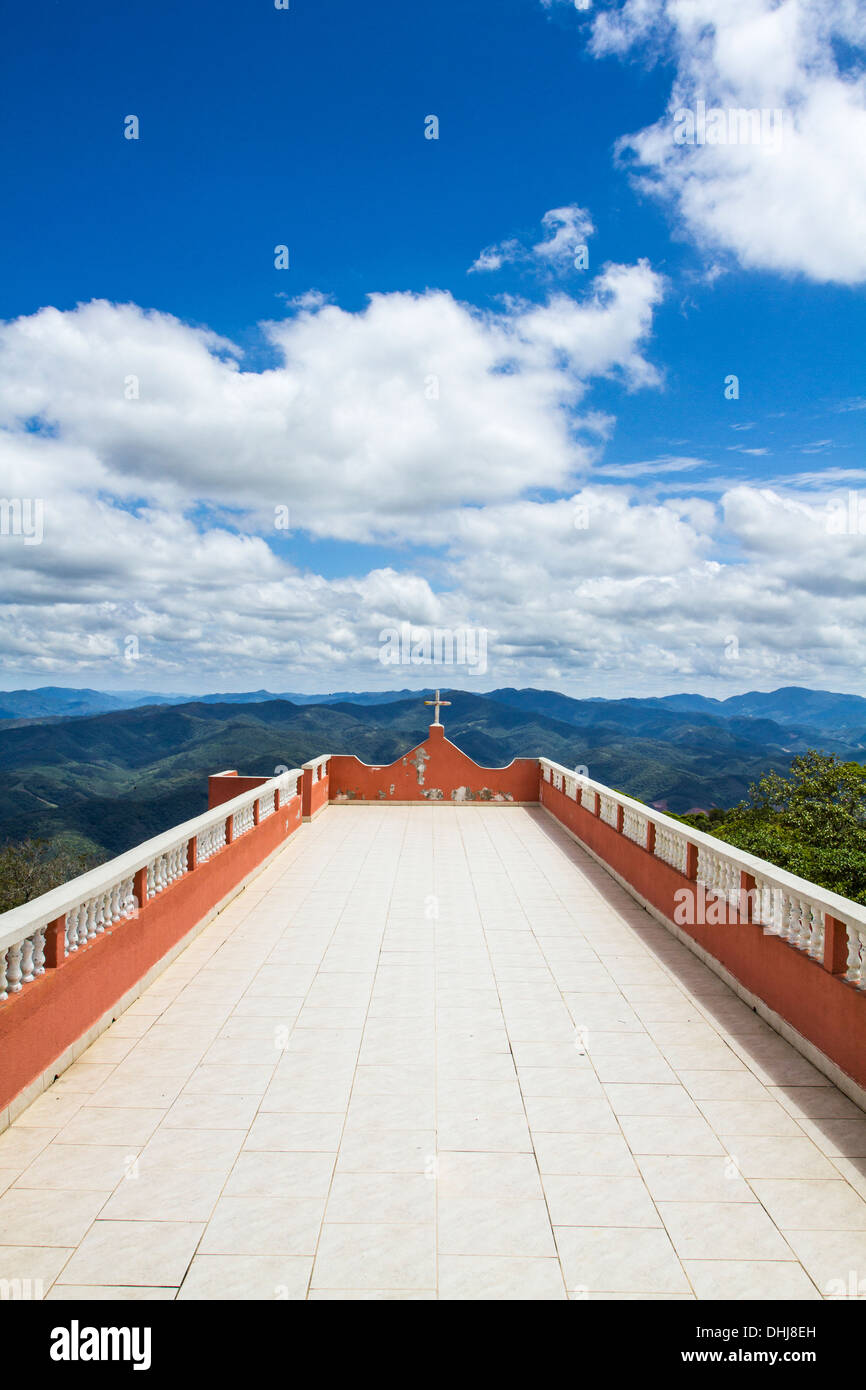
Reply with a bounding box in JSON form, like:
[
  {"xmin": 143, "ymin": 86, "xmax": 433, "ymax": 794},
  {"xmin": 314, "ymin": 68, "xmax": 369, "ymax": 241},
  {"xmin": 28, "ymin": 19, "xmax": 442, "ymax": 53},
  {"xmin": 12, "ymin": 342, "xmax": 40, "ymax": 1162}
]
[
  {"xmin": 133, "ymin": 866, "xmax": 148, "ymax": 916},
  {"xmin": 685, "ymin": 842, "xmax": 699, "ymax": 881},
  {"xmin": 43, "ymin": 916, "xmax": 66, "ymax": 969},
  {"xmin": 823, "ymin": 914, "xmax": 850, "ymax": 976},
  {"xmin": 740, "ymin": 871, "xmax": 756, "ymax": 924},
  {"xmin": 301, "ymin": 767, "xmax": 313, "ymax": 819}
]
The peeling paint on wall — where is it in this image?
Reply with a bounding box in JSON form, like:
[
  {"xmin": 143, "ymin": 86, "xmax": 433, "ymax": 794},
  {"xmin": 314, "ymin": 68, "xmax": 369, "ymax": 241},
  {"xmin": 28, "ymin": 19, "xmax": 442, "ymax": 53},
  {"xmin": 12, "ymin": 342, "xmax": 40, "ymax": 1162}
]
[
  {"xmin": 422, "ymin": 787, "xmax": 444, "ymax": 800},
  {"xmin": 450, "ymin": 786, "xmax": 516, "ymax": 802},
  {"xmin": 408, "ymin": 746, "xmax": 431, "ymax": 786}
]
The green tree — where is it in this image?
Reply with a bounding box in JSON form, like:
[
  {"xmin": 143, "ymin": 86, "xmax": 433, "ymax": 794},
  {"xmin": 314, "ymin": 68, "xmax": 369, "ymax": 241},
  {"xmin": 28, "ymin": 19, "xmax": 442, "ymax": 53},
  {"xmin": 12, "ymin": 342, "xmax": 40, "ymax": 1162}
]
[
  {"xmin": 0, "ymin": 839, "xmax": 98, "ymax": 915},
  {"xmin": 682, "ymin": 751, "xmax": 866, "ymax": 905}
]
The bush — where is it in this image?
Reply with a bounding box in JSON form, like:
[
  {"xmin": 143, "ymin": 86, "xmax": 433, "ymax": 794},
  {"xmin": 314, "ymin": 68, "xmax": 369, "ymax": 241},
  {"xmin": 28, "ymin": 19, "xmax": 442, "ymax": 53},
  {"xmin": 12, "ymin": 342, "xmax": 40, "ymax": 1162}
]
[
  {"xmin": 681, "ymin": 751, "xmax": 866, "ymax": 905},
  {"xmin": 0, "ymin": 839, "xmax": 100, "ymax": 915}
]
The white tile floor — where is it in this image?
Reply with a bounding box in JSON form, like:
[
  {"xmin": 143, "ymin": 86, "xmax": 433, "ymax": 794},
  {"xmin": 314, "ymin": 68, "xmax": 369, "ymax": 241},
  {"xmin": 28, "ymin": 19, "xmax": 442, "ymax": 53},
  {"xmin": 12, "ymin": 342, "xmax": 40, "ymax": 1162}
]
[{"xmin": 2, "ymin": 804, "xmax": 866, "ymax": 1300}]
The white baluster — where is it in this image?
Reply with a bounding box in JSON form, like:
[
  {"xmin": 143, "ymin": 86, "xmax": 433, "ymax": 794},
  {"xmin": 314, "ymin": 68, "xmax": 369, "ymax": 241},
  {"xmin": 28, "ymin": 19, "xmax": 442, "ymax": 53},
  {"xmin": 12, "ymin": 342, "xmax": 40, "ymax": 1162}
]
[
  {"xmin": 0, "ymin": 947, "xmax": 8, "ymax": 1001},
  {"xmin": 65, "ymin": 908, "xmax": 78, "ymax": 953},
  {"xmin": 808, "ymin": 907, "xmax": 824, "ymax": 961},
  {"xmin": 6, "ymin": 942, "xmax": 23, "ymax": 993},
  {"xmin": 846, "ymin": 925, "xmax": 862, "ymax": 982},
  {"xmin": 777, "ymin": 894, "xmax": 791, "ymax": 944},
  {"xmin": 796, "ymin": 899, "xmax": 813, "ymax": 953},
  {"xmin": 18, "ymin": 936, "xmax": 35, "ymax": 984},
  {"xmin": 32, "ymin": 929, "xmax": 46, "ymax": 977}
]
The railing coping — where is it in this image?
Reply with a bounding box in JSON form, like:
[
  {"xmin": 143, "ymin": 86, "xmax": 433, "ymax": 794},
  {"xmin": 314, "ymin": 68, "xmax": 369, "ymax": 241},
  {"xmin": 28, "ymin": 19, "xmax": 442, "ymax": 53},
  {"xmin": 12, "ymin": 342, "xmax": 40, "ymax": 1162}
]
[
  {"xmin": 538, "ymin": 757, "xmax": 866, "ymax": 930},
  {"xmin": 0, "ymin": 766, "xmax": 305, "ymax": 953},
  {"xmin": 302, "ymin": 754, "xmax": 331, "ymax": 772}
]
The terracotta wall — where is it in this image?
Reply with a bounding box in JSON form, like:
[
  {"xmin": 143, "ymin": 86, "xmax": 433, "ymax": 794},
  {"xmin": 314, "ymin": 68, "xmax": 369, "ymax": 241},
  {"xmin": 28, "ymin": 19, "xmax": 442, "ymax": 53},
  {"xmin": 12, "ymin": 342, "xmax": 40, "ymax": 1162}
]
[
  {"xmin": 329, "ymin": 724, "xmax": 538, "ymax": 804},
  {"xmin": 208, "ymin": 771, "xmax": 270, "ymax": 810}
]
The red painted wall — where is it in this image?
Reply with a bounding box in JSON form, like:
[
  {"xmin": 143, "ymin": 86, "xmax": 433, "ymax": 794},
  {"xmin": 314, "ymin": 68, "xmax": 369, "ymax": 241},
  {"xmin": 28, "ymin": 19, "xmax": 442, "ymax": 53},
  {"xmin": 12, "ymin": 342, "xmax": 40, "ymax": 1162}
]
[
  {"xmin": 0, "ymin": 794, "xmax": 302, "ymax": 1116},
  {"xmin": 302, "ymin": 766, "xmax": 330, "ymax": 819},
  {"xmin": 329, "ymin": 724, "xmax": 538, "ymax": 804},
  {"xmin": 541, "ymin": 778, "xmax": 866, "ymax": 1092},
  {"xmin": 208, "ymin": 772, "xmax": 270, "ymax": 810}
]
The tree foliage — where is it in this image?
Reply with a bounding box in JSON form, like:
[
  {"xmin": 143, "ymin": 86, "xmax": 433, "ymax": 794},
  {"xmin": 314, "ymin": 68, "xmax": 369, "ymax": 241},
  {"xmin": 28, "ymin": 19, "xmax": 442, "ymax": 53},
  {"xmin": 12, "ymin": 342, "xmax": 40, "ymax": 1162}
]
[
  {"xmin": 680, "ymin": 751, "xmax": 866, "ymax": 905},
  {"xmin": 0, "ymin": 838, "xmax": 99, "ymax": 915}
]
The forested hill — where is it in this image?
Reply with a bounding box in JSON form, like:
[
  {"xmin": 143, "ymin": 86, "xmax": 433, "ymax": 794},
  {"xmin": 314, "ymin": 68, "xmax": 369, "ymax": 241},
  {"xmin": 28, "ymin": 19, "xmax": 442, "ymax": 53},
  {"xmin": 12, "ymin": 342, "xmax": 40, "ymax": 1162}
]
[{"xmin": 2, "ymin": 686, "xmax": 864, "ymax": 859}]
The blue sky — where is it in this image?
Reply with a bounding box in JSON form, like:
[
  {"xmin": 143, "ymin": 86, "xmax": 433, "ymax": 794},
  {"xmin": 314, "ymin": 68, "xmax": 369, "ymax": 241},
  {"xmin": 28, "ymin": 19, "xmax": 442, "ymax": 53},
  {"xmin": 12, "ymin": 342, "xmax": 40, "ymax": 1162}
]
[{"xmin": 1, "ymin": 0, "xmax": 865, "ymax": 696}]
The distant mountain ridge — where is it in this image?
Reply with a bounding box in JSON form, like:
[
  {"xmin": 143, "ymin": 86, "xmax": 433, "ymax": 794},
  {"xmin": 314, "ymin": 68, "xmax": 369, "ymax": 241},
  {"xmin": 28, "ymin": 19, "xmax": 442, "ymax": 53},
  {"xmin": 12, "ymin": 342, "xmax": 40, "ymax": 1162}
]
[
  {"xmin": 0, "ymin": 685, "xmax": 437, "ymax": 724},
  {"xmin": 1, "ymin": 684, "xmax": 865, "ymax": 860},
  {"xmin": 486, "ymin": 686, "xmax": 866, "ymax": 741},
  {"xmin": 4, "ymin": 683, "xmax": 866, "ymax": 734}
]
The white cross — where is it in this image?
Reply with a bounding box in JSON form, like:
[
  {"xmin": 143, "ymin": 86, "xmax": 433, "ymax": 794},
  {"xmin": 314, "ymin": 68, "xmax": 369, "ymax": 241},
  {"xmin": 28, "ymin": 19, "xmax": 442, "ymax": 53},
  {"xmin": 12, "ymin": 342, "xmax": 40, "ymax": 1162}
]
[{"xmin": 424, "ymin": 689, "xmax": 451, "ymax": 725}]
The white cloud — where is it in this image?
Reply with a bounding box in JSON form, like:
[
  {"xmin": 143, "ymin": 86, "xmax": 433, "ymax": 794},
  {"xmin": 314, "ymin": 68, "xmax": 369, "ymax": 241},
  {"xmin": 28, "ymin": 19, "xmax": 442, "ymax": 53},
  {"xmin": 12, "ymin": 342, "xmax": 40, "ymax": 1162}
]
[
  {"xmin": 468, "ymin": 240, "xmax": 521, "ymax": 274},
  {"xmin": 593, "ymin": 455, "xmax": 708, "ymax": 478},
  {"xmin": 4, "ymin": 288, "xmax": 866, "ymax": 695},
  {"xmin": 0, "ymin": 275, "xmax": 661, "ymax": 545},
  {"xmin": 532, "ymin": 206, "xmax": 596, "ymax": 265},
  {"xmin": 470, "ymin": 205, "xmax": 594, "ymax": 275},
  {"xmin": 589, "ymin": 0, "xmax": 866, "ymax": 284}
]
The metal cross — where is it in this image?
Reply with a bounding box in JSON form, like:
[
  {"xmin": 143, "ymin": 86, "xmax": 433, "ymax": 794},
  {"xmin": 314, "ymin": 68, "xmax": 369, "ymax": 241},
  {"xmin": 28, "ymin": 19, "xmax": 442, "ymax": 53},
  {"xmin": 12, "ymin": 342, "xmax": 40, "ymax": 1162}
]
[{"xmin": 424, "ymin": 689, "xmax": 452, "ymax": 725}]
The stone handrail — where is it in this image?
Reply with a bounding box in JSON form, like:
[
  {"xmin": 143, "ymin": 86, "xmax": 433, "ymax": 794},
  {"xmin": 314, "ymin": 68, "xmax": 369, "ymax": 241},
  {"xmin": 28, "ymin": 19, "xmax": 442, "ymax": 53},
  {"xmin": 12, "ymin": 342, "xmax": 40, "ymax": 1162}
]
[
  {"xmin": 539, "ymin": 757, "xmax": 866, "ymax": 989},
  {"xmin": 0, "ymin": 767, "xmax": 303, "ymax": 1001},
  {"xmin": 302, "ymin": 754, "xmax": 331, "ymax": 783}
]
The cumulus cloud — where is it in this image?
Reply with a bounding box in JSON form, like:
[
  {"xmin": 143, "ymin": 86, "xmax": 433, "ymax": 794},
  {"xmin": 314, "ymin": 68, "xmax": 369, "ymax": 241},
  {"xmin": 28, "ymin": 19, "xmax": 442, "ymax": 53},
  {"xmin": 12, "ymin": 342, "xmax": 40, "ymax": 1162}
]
[
  {"xmin": 0, "ymin": 272, "xmax": 661, "ymax": 543},
  {"xmin": 2, "ymin": 284, "xmax": 865, "ymax": 694},
  {"xmin": 0, "ymin": 269, "xmax": 668, "ymax": 687},
  {"xmin": 470, "ymin": 205, "xmax": 594, "ymax": 275},
  {"xmin": 588, "ymin": 0, "xmax": 866, "ymax": 284},
  {"xmin": 532, "ymin": 206, "xmax": 595, "ymax": 265}
]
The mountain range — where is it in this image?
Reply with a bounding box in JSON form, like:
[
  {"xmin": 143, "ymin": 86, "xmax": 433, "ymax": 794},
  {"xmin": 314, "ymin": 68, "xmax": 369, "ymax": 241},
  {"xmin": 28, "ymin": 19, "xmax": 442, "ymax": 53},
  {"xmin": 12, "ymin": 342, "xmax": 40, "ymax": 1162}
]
[{"xmin": 1, "ymin": 684, "xmax": 864, "ymax": 861}]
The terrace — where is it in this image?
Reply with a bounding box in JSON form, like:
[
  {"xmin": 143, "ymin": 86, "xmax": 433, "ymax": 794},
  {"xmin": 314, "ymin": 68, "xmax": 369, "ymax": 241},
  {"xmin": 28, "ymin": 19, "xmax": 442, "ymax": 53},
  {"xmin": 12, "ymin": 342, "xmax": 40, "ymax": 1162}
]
[{"xmin": 1, "ymin": 712, "xmax": 866, "ymax": 1300}]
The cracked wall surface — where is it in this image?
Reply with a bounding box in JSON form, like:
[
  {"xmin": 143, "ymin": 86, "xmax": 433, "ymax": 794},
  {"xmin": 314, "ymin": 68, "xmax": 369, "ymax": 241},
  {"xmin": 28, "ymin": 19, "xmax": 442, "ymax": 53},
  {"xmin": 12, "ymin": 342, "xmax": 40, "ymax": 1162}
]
[{"xmin": 406, "ymin": 747, "xmax": 431, "ymax": 786}]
